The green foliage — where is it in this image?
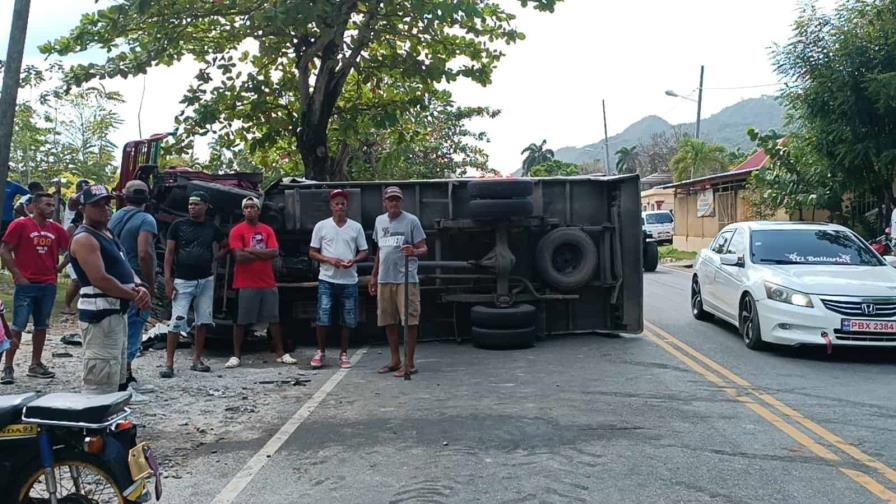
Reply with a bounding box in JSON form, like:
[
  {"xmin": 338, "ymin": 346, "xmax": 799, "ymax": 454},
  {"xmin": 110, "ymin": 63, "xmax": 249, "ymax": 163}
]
[
  {"xmin": 529, "ymin": 159, "xmax": 579, "ymax": 177},
  {"xmin": 520, "ymin": 140, "xmax": 555, "ymax": 176},
  {"xmin": 669, "ymin": 138, "xmax": 728, "ymax": 182},
  {"xmin": 745, "ymin": 128, "xmax": 839, "ymax": 221},
  {"xmin": 614, "ymin": 145, "xmax": 639, "ymax": 175},
  {"xmin": 41, "ymin": 0, "xmax": 561, "ymax": 181},
  {"xmin": 3, "ymin": 61, "xmax": 122, "ymax": 186},
  {"xmin": 774, "ymin": 0, "xmax": 896, "ymax": 222}
]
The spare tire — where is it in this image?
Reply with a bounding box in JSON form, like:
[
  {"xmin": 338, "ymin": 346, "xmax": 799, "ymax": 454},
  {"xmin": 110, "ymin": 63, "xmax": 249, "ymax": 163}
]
[
  {"xmin": 472, "ymin": 326, "xmax": 536, "ymax": 350},
  {"xmin": 468, "ymin": 179, "xmax": 534, "ymax": 199},
  {"xmin": 535, "ymin": 227, "xmax": 598, "ymax": 291},
  {"xmin": 469, "ymin": 199, "xmax": 533, "ymax": 220},
  {"xmin": 471, "ymin": 304, "xmax": 537, "ymax": 329},
  {"xmin": 643, "ymin": 240, "xmax": 659, "ymax": 272}
]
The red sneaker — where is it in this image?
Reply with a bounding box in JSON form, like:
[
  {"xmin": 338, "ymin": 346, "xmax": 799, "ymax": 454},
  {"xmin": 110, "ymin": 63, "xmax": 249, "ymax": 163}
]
[
  {"xmin": 310, "ymin": 351, "xmax": 324, "ymax": 369},
  {"xmin": 339, "ymin": 352, "xmax": 352, "ymax": 369}
]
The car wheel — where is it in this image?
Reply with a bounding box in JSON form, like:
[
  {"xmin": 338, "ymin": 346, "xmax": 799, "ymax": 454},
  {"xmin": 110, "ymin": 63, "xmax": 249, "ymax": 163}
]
[
  {"xmin": 739, "ymin": 293, "xmax": 766, "ymax": 350},
  {"xmin": 472, "ymin": 325, "xmax": 536, "ymax": 350},
  {"xmin": 691, "ymin": 277, "xmax": 713, "ymax": 321},
  {"xmin": 468, "ymin": 179, "xmax": 534, "ymax": 199},
  {"xmin": 535, "ymin": 227, "xmax": 599, "ymax": 291},
  {"xmin": 470, "ymin": 304, "xmax": 537, "ymax": 329},
  {"xmin": 643, "ymin": 240, "xmax": 659, "ymax": 272},
  {"xmin": 468, "ymin": 198, "xmax": 534, "ymax": 220}
]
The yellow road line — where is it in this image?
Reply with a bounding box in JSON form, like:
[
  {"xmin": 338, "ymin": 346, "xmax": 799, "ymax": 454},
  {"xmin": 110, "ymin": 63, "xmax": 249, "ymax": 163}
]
[
  {"xmin": 643, "ymin": 331, "xmax": 839, "ymax": 462},
  {"xmin": 840, "ymin": 469, "xmax": 896, "ymax": 503},
  {"xmin": 645, "ymin": 320, "xmax": 896, "ymax": 486}
]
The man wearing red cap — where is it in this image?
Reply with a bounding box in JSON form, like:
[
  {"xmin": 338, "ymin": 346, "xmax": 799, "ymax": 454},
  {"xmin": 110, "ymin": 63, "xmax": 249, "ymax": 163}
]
[{"xmin": 309, "ymin": 189, "xmax": 368, "ymax": 369}]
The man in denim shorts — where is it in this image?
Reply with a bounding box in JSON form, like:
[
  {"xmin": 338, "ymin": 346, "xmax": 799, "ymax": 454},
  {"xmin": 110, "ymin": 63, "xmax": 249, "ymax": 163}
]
[
  {"xmin": 309, "ymin": 189, "xmax": 368, "ymax": 369},
  {"xmin": 161, "ymin": 191, "xmax": 228, "ymax": 377},
  {"xmin": 0, "ymin": 192, "xmax": 69, "ymax": 384}
]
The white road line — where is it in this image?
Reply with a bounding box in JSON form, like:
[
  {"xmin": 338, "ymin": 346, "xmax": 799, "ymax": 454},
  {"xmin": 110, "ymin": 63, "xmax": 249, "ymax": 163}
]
[{"xmin": 209, "ymin": 346, "xmax": 369, "ymax": 504}]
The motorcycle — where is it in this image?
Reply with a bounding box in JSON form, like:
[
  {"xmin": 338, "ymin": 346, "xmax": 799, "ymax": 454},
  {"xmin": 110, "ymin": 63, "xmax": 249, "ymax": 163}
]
[
  {"xmin": 870, "ymin": 227, "xmax": 895, "ymax": 256},
  {"xmin": 0, "ymin": 391, "xmax": 161, "ymax": 504}
]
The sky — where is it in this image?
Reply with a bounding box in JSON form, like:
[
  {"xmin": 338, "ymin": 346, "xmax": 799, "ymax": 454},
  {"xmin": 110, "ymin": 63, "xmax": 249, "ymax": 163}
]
[{"xmin": 1, "ymin": 0, "xmax": 838, "ymax": 175}]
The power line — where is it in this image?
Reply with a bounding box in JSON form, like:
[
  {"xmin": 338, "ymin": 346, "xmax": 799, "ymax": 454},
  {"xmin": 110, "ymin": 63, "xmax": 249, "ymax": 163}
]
[{"xmin": 703, "ymin": 83, "xmax": 781, "ymax": 90}]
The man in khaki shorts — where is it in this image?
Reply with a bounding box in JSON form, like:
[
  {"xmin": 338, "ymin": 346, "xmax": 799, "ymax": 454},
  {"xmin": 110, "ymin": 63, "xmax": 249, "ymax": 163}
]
[{"xmin": 369, "ymin": 186, "xmax": 427, "ymax": 377}]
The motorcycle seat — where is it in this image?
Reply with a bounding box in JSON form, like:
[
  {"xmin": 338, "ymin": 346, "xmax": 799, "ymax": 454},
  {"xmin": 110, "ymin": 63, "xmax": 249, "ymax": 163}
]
[
  {"xmin": 23, "ymin": 392, "xmax": 131, "ymax": 425},
  {"xmin": 0, "ymin": 393, "xmax": 39, "ymax": 426}
]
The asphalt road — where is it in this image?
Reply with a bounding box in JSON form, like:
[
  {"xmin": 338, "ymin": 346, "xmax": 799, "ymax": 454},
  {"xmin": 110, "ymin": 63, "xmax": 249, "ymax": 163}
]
[{"xmin": 169, "ymin": 267, "xmax": 896, "ymax": 503}]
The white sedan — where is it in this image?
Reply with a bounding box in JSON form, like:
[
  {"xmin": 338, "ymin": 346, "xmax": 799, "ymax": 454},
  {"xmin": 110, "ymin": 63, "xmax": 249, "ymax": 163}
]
[{"xmin": 691, "ymin": 221, "xmax": 896, "ymax": 350}]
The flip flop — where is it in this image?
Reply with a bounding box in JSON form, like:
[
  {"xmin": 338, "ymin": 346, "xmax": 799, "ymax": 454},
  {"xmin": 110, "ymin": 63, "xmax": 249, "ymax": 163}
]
[
  {"xmin": 393, "ymin": 367, "xmax": 418, "ymax": 377},
  {"xmin": 378, "ymin": 364, "xmax": 401, "ymax": 374}
]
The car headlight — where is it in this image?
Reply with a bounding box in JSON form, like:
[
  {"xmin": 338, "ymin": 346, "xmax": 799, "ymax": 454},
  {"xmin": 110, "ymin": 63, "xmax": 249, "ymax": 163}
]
[{"xmin": 764, "ymin": 282, "xmax": 814, "ymax": 308}]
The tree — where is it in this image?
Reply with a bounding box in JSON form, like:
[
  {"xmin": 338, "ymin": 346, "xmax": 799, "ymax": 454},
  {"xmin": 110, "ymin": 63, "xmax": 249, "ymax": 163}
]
[
  {"xmin": 520, "ymin": 140, "xmax": 555, "ymax": 176},
  {"xmin": 529, "ymin": 159, "xmax": 579, "ymax": 177},
  {"xmin": 53, "ymin": 86, "xmax": 124, "ymax": 185},
  {"xmin": 774, "ymin": 0, "xmax": 896, "ymax": 224},
  {"xmin": 614, "ymin": 145, "xmax": 639, "ymax": 175},
  {"xmin": 42, "ymin": 0, "xmax": 560, "ymax": 181},
  {"xmin": 669, "ymin": 138, "xmax": 728, "ymax": 182},
  {"xmin": 8, "ymin": 103, "xmax": 53, "ymax": 183},
  {"xmin": 745, "ymin": 128, "xmax": 840, "ymax": 222}
]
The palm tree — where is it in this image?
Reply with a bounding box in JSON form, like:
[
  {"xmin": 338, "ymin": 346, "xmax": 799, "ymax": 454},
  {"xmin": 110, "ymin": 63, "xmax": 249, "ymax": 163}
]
[
  {"xmin": 669, "ymin": 138, "xmax": 728, "ymax": 182},
  {"xmin": 614, "ymin": 145, "xmax": 639, "ymax": 174},
  {"xmin": 520, "ymin": 139, "xmax": 554, "ymax": 176}
]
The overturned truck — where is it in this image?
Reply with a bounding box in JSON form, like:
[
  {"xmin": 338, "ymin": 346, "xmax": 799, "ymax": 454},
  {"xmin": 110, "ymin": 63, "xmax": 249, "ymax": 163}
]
[{"xmin": 117, "ymin": 138, "xmax": 644, "ymax": 348}]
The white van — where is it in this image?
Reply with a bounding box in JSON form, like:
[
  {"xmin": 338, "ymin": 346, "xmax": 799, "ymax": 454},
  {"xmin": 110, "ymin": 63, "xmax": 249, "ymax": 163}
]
[{"xmin": 642, "ymin": 210, "xmax": 674, "ymax": 245}]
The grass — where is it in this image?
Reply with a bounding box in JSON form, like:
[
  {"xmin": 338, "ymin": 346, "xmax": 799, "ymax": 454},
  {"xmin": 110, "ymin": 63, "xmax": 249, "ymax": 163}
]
[
  {"xmin": 0, "ymin": 271, "xmax": 72, "ymax": 319},
  {"xmin": 659, "ymin": 245, "xmax": 697, "ymax": 262}
]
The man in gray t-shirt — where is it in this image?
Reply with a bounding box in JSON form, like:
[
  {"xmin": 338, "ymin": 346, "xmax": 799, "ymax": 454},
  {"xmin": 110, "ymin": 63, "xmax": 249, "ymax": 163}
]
[{"xmin": 370, "ymin": 186, "xmax": 427, "ymax": 377}]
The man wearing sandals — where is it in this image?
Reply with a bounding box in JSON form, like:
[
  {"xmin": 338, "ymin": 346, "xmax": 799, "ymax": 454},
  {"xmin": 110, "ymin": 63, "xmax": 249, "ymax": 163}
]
[
  {"xmin": 0, "ymin": 192, "xmax": 69, "ymax": 384},
  {"xmin": 225, "ymin": 196, "xmax": 296, "ymax": 368},
  {"xmin": 161, "ymin": 191, "xmax": 228, "ymax": 378},
  {"xmin": 369, "ymin": 186, "xmax": 427, "ymax": 377},
  {"xmin": 309, "ymin": 189, "xmax": 368, "ymax": 369}
]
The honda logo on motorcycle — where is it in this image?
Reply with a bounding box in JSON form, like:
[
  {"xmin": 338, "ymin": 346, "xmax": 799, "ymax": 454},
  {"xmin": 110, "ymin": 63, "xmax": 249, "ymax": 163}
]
[{"xmin": 862, "ymin": 303, "xmax": 877, "ymax": 315}]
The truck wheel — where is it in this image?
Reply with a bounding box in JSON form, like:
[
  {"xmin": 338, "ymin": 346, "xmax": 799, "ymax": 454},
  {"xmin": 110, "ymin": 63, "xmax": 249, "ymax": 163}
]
[
  {"xmin": 469, "ymin": 198, "xmax": 533, "ymax": 220},
  {"xmin": 643, "ymin": 241, "xmax": 659, "ymax": 272},
  {"xmin": 468, "ymin": 179, "xmax": 534, "ymax": 199},
  {"xmin": 471, "ymin": 304, "xmax": 536, "ymax": 329},
  {"xmin": 472, "ymin": 325, "xmax": 536, "ymax": 349},
  {"xmin": 535, "ymin": 227, "xmax": 598, "ymax": 291}
]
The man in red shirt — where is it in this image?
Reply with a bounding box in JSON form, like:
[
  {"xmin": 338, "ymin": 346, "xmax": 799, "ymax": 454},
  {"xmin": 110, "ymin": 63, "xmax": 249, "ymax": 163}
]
[
  {"xmin": 0, "ymin": 192, "xmax": 69, "ymax": 384},
  {"xmin": 224, "ymin": 196, "xmax": 296, "ymax": 368}
]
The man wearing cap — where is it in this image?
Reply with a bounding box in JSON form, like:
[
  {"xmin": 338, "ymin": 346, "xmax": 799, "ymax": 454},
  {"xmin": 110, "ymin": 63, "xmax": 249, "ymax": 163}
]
[
  {"xmin": 161, "ymin": 191, "xmax": 228, "ymax": 377},
  {"xmin": 68, "ymin": 184, "xmax": 152, "ymax": 394},
  {"xmin": 225, "ymin": 196, "xmax": 296, "ymax": 368},
  {"xmin": 108, "ymin": 180, "xmax": 157, "ymax": 400},
  {"xmin": 309, "ymin": 189, "xmax": 368, "ymax": 369},
  {"xmin": 0, "ymin": 191, "xmax": 69, "ymax": 384},
  {"xmin": 369, "ymin": 186, "xmax": 427, "ymax": 377}
]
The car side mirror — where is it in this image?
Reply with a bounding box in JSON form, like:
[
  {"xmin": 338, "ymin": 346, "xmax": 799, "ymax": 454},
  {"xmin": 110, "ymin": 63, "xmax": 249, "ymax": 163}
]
[
  {"xmin": 720, "ymin": 253, "xmax": 743, "ymax": 267},
  {"xmin": 885, "ymin": 256, "xmax": 896, "ymax": 268}
]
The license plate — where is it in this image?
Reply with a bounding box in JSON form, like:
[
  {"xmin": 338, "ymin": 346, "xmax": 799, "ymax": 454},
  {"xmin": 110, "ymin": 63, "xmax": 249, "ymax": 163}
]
[
  {"xmin": 0, "ymin": 423, "xmax": 38, "ymax": 438},
  {"xmin": 841, "ymin": 319, "xmax": 896, "ymax": 333}
]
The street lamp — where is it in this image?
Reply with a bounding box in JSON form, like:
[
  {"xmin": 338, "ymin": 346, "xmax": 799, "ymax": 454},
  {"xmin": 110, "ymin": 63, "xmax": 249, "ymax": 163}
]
[{"xmin": 665, "ymin": 65, "xmax": 704, "ymax": 139}]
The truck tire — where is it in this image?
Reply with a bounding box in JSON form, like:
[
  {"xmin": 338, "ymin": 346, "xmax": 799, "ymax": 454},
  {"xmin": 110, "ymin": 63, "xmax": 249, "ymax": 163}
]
[
  {"xmin": 472, "ymin": 325, "xmax": 536, "ymax": 349},
  {"xmin": 469, "ymin": 198, "xmax": 533, "ymax": 220},
  {"xmin": 468, "ymin": 179, "xmax": 534, "ymax": 199},
  {"xmin": 470, "ymin": 304, "xmax": 536, "ymax": 329},
  {"xmin": 535, "ymin": 227, "xmax": 598, "ymax": 291},
  {"xmin": 643, "ymin": 240, "xmax": 659, "ymax": 272}
]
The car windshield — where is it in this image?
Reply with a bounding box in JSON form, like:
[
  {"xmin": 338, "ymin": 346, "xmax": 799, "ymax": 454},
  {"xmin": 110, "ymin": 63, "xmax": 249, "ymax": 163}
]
[
  {"xmin": 751, "ymin": 229, "xmax": 884, "ymax": 266},
  {"xmin": 645, "ymin": 213, "xmax": 673, "ymax": 224}
]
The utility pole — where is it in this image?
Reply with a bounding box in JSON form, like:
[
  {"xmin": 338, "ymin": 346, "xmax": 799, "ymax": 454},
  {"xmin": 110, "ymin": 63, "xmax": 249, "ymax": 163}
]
[
  {"xmin": 602, "ymin": 99, "xmax": 612, "ymax": 175},
  {"xmin": 0, "ymin": 0, "xmax": 32, "ymax": 216},
  {"xmin": 695, "ymin": 65, "xmax": 704, "ymax": 139}
]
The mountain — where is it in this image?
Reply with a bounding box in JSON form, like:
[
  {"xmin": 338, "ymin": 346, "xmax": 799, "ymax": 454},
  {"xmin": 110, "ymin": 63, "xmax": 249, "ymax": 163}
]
[{"xmin": 554, "ymin": 96, "xmax": 785, "ymax": 166}]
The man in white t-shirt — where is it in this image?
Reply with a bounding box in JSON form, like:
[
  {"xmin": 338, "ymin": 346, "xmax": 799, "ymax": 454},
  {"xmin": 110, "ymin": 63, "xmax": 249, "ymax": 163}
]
[{"xmin": 309, "ymin": 189, "xmax": 369, "ymax": 369}]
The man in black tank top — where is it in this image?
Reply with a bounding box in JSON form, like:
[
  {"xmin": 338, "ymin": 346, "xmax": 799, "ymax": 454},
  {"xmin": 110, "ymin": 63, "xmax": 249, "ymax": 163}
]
[{"xmin": 69, "ymin": 185, "xmax": 152, "ymax": 395}]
